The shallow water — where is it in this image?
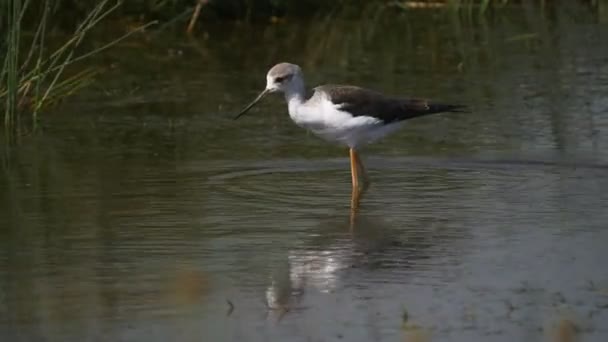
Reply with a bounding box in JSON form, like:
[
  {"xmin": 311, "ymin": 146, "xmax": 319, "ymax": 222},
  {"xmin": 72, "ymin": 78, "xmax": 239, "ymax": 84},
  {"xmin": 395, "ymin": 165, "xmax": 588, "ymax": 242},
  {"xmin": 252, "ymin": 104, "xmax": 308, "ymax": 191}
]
[{"xmin": 2, "ymin": 4, "xmax": 608, "ymax": 342}]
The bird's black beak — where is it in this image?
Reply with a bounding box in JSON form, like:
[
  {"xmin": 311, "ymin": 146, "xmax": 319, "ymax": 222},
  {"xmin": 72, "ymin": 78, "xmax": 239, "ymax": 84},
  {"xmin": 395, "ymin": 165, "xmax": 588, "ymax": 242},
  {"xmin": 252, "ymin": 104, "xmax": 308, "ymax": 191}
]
[{"xmin": 234, "ymin": 89, "xmax": 270, "ymax": 120}]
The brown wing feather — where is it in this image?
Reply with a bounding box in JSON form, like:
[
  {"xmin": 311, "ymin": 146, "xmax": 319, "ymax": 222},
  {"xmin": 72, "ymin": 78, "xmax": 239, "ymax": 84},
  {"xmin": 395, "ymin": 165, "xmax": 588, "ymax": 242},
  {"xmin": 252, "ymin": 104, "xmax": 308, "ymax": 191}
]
[{"xmin": 314, "ymin": 85, "xmax": 467, "ymax": 124}]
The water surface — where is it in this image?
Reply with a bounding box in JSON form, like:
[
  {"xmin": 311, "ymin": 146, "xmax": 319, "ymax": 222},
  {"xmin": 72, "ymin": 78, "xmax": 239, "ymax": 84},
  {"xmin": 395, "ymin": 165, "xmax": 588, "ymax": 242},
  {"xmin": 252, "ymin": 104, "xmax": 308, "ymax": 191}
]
[{"xmin": 1, "ymin": 4, "xmax": 608, "ymax": 342}]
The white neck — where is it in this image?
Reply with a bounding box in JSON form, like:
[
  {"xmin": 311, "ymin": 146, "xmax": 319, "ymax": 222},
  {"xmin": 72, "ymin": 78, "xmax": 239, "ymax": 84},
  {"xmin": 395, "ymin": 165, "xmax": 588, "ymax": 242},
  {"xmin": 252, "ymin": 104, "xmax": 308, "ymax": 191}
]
[{"xmin": 284, "ymin": 79, "xmax": 306, "ymax": 114}]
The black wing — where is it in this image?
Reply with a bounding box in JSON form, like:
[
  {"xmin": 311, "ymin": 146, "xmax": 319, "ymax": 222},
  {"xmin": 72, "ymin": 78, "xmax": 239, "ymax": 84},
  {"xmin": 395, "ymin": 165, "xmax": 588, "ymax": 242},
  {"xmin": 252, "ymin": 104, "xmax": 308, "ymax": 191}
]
[{"xmin": 315, "ymin": 85, "xmax": 467, "ymax": 124}]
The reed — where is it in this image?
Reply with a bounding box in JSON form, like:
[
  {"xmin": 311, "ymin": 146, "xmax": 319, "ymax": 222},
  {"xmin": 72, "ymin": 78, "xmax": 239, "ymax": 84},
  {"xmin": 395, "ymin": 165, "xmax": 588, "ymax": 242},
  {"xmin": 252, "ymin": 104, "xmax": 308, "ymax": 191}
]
[{"xmin": 1, "ymin": 0, "xmax": 155, "ymax": 141}]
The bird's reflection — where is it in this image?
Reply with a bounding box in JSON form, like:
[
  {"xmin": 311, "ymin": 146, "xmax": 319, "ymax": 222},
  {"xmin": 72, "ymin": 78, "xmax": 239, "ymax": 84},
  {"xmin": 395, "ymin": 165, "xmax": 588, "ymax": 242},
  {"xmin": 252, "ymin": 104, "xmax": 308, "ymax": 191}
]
[
  {"xmin": 264, "ymin": 211, "xmax": 381, "ymax": 314},
  {"xmin": 264, "ymin": 209, "xmax": 455, "ymax": 316}
]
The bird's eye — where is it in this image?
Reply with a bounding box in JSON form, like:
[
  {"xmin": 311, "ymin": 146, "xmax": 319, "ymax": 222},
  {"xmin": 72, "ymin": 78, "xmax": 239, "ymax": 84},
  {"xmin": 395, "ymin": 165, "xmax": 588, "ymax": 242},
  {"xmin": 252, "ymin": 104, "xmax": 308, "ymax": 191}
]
[{"xmin": 275, "ymin": 74, "xmax": 291, "ymax": 83}]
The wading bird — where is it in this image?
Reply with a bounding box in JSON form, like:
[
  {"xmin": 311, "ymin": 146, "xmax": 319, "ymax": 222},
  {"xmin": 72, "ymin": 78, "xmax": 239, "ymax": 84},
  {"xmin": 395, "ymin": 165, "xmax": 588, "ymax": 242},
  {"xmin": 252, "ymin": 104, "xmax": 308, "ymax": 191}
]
[{"xmin": 235, "ymin": 63, "xmax": 466, "ymax": 209}]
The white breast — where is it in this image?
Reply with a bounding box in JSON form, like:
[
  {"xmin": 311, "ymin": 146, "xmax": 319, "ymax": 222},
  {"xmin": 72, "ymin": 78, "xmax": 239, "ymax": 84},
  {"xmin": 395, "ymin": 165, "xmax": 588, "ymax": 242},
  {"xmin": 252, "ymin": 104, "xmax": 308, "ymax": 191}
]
[{"xmin": 288, "ymin": 93, "xmax": 383, "ymax": 148}]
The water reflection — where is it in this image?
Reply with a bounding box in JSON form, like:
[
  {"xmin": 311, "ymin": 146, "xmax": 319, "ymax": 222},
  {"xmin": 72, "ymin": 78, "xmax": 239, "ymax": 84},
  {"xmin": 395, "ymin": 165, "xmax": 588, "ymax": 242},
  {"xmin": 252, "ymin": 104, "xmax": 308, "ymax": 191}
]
[{"xmin": 264, "ymin": 209, "xmax": 470, "ymax": 318}]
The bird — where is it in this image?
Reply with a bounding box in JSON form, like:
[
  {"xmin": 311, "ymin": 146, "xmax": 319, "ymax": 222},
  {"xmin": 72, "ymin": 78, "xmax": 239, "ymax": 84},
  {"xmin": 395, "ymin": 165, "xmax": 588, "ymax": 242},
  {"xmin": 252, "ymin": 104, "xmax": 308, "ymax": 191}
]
[{"xmin": 234, "ymin": 62, "xmax": 466, "ymax": 209}]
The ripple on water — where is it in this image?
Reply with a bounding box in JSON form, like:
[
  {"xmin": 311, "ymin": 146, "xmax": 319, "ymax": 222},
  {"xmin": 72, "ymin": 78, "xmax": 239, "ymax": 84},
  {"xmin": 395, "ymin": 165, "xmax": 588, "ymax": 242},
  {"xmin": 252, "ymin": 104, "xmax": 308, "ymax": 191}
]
[
  {"xmin": 195, "ymin": 158, "xmax": 354, "ymax": 214},
  {"xmin": 188, "ymin": 155, "xmax": 608, "ymax": 218}
]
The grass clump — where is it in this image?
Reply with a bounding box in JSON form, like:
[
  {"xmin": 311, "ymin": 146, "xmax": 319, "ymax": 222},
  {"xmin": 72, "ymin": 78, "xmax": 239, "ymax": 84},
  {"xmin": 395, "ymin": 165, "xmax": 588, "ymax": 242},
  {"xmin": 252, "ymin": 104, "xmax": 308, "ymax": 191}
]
[{"xmin": 1, "ymin": 0, "xmax": 155, "ymax": 142}]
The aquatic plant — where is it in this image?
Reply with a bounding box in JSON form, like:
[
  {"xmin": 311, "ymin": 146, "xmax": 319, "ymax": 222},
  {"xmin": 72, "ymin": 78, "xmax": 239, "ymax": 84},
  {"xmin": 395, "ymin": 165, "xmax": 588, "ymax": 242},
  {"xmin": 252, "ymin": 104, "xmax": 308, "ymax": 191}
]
[{"xmin": 1, "ymin": 0, "xmax": 155, "ymax": 141}]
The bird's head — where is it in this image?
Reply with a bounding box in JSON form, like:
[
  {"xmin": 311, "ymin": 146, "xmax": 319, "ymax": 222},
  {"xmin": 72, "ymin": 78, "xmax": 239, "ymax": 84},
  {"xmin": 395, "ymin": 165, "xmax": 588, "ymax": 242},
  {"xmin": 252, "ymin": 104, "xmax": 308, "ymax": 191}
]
[
  {"xmin": 234, "ymin": 62, "xmax": 303, "ymax": 120},
  {"xmin": 265, "ymin": 62, "xmax": 303, "ymax": 94}
]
